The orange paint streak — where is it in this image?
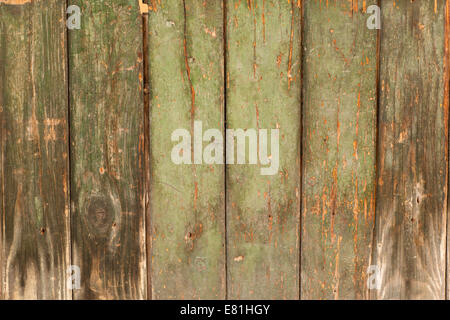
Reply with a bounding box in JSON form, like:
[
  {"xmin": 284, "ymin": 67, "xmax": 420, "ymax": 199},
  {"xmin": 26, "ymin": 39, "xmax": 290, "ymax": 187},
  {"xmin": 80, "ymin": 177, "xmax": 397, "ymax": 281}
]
[
  {"xmin": 194, "ymin": 182, "xmax": 198, "ymax": 210},
  {"xmin": 354, "ymin": 91, "xmax": 360, "ymax": 160},
  {"xmin": 149, "ymin": 0, "xmax": 158, "ymax": 12},
  {"xmin": 262, "ymin": 0, "xmax": 266, "ymax": 43},
  {"xmin": 353, "ymin": 0, "xmax": 358, "ymax": 13},
  {"xmin": 183, "ymin": 38, "xmax": 196, "ymax": 119},
  {"xmin": 287, "ymin": 1, "xmax": 295, "ymax": 90}
]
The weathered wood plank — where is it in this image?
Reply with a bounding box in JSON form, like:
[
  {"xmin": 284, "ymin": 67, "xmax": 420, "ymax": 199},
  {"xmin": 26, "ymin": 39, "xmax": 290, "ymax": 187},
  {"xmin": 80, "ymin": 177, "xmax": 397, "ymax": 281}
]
[
  {"xmin": 69, "ymin": 0, "xmax": 146, "ymax": 299},
  {"xmin": 447, "ymin": 0, "xmax": 450, "ymax": 302},
  {"xmin": 301, "ymin": 0, "xmax": 378, "ymax": 299},
  {"xmin": 0, "ymin": 0, "xmax": 70, "ymax": 299},
  {"xmin": 226, "ymin": 0, "xmax": 301, "ymax": 299},
  {"xmin": 373, "ymin": 0, "xmax": 447, "ymax": 300},
  {"xmin": 148, "ymin": 1, "xmax": 225, "ymax": 299}
]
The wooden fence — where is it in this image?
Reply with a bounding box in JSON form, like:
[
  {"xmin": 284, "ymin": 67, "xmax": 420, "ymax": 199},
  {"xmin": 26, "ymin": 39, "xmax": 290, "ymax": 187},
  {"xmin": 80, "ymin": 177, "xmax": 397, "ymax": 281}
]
[{"xmin": 0, "ymin": 0, "xmax": 449, "ymax": 300}]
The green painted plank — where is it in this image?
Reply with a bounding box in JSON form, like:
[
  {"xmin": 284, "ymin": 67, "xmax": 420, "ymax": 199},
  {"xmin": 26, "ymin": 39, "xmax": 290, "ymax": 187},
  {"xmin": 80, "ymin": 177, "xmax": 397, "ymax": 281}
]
[
  {"xmin": 373, "ymin": 0, "xmax": 447, "ymax": 300},
  {"xmin": 0, "ymin": 0, "xmax": 70, "ymax": 299},
  {"xmin": 69, "ymin": 0, "xmax": 146, "ymax": 299},
  {"xmin": 301, "ymin": 0, "xmax": 378, "ymax": 299},
  {"xmin": 148, "ymin": 1, "xmax": 225, "ymax": 299},
  {"xmin": 226, "ymin": 0, "xmax": 301, "ymax": 299}
]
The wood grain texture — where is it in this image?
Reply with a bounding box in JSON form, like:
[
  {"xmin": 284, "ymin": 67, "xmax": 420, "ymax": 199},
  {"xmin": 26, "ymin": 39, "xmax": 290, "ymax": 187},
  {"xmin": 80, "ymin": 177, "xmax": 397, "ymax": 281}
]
[
  {"xmin": 1, "ymin": 0, "xmax": 449, "ymax": 302},
  {"xmin": 69, "ymin": 0, "xmax": 146, "ymax": 299},
  {"xmin": 447, "ymin": 0, "xmax": 450, "ymax": 302},
  {"xmin": 301, "ymin": 0, "xmax": 378, "ymax": 300},
  {"xmin": 0, "ymin": 0, "xmax": 70, "ymax": 299},
  {"xmin": 373, "ymin": 0, "xmax": 447, "ymax": 300},
  {"xmin": 226, "ymin": 0, "xmax": 301, "ymax": 299},
  {"xmin": 148, "ymin": 0, "xmax": 226, "ymax": 299}
]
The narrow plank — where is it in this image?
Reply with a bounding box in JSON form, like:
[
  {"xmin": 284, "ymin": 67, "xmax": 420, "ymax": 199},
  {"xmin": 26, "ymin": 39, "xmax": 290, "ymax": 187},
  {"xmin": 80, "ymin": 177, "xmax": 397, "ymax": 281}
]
[
  {"xmin": 447, "ymin": 0, "xmax": 450, "ymax": 302},
  {"xmin": 301, "ymin": 1, "xmax": 378, "ymax": 299},
  {"xmin": 69, "ymin": 0, "xmax": 146, "ymax": 299},
  {"xmin": 0, "ymin": 0, "xmax": 70, "ymax": 299},
  {"xmin": 148, "ymin": 0, "xmax": 225, "ymax": 299},
  {"xmin": 374, "ymin": 0, "xmax": 447, "ymax": 300},
  {"xmin": 226, "ymin": 0, "xmax": 301, "ymax": 299}
]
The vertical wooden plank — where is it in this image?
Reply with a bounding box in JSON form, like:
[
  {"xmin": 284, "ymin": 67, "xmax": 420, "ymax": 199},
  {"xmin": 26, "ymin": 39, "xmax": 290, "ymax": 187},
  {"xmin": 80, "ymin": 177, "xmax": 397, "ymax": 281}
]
[
  {"xmin": 0, "ymin": 0, "xmax": 70, "ymax": 299},
  {"xmin": 447, "ymin": 0, "xmax": 450, "ymax": 302},
  {"xmin": 69, "ymin": 0, "xmax": 146, "ymax": 299},
  {"xmin": 301, "ymin": 1, "xmax": 378, "ymax": 299},
  {"xmin": 148, "ymin": 1, "xmax": 225, "ymax": 299},
  {"xmin": 374, "ymin": 0, "xmax": 447, "ymax": 300},
  {"xmin": 226, "ymin": 0, "xmax": 301, "ymax": 299}
]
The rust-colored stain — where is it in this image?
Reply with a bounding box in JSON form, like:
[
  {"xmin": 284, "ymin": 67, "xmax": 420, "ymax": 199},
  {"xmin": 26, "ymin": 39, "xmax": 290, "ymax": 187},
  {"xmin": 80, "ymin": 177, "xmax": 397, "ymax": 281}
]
[
  {"xmin": 148, "ymin": 0, "xmax": 158, "ymax": 12},
  {"xmin": 262, "ymin": 0, "xmax": 266, "ymax": 43},
  {"xmin": 182, "ymin": 0, "xmax": 196, "ymax": 149},
  {"xmin": 287, "ymin": 1, "xmax": 295, "ymax": 90}
]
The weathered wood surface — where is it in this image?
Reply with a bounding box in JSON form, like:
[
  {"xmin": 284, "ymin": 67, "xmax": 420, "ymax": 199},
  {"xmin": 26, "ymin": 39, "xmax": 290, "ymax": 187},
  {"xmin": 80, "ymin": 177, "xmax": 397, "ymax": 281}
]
[
  {"xmin": 447, "ymin": 0, "xmax": 450, "ymax": 302},
  {"xmin": 226, "ymin": 0, "xmax": 301, "ymax": 299},
  {"xmin": 373, "ymin": 0, "xmax": 448, "ymax": 300},
  {"xmin": 148, "ymin": 0, "xmax": 226, "ymax": 299},
  {"xmin": 0, "ymin": 0, "xmax": 70, "ymax": 299},
  {"xmin": 69, "ymin": 0, "xmax": 146, "ymax": 299},
  {"xmin": 2, "ymin": 0, "xmax": 450, "ymax": 301},
  {"xmin": 301, "ymin": 0, "xmax": 378, "ymax": 300}
]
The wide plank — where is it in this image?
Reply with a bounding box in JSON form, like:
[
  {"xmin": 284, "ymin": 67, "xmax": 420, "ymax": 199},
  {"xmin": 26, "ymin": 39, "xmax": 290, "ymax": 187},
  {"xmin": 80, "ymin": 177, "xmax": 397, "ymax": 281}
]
[
  {"xmin": 69, "ymin": 0, "xmax": 146, "ymax": 299},
  {"xmin": 148, "ymin": 0, "xmax": 226, "ymax": 299},
  {"xmin": 0, "ymin": 0, "xmax": 70, "ymax": 299},
  {"xmin": 373, "ymin": 0, "xmax": 447, "ymax": 300},
  {"xmin": 301, "ymin": 0, "xmax": 378, "ymax": 299},
  {"xmin": 226, "ymin": 0, "xmax": 302, "ymax": 299}
]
